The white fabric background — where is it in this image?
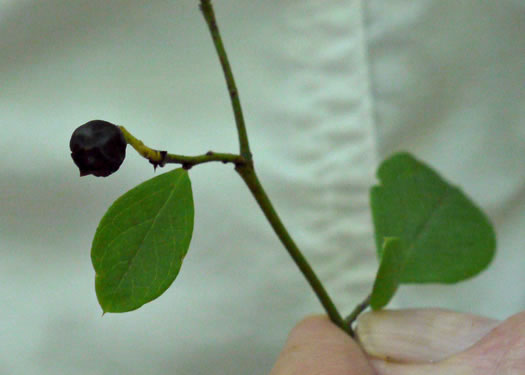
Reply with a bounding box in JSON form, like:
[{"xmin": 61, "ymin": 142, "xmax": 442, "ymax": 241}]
[{"xmin": 1, "ymin": 1, "xmax": 524, "ymax": 374}]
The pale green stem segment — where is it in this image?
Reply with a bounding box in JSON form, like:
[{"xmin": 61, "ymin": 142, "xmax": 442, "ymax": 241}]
[
  {"xmin": 119, "ymin": 126, "xmax": 243, "ymax": 168},
  {"xmin": 119, "ymin": 126, "xmax": 166, "ymax": 165}
]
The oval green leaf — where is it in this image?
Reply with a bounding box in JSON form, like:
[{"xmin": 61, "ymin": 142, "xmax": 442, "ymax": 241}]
[
  {"xmin": 91, "ymin": 168, "xmax": 194, "ymax": 313},
  {"xmin": 370, "ymin": 237, "xmax": 408, "ymax": 310},
  {"xmin": 370, "ymin": 152, "xmax": 496, "ymax": 284}
]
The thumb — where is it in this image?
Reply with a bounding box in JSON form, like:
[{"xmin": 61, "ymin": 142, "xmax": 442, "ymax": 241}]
[
  {"xmin": 270, "ymin": 315, "xmax": 374, "ymax": 375},
  {"xmin": 356, "ymin": 308, "xmax": 498, "ymax": 363},
  {"xmin": 357, "ymin": 310, "xmax": 525, "ymax": 375}
]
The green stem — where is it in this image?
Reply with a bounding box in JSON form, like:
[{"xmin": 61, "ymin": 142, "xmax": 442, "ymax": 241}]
[
  {"xmin": 164, "ymin": 152, "xmax": 244, "ymax": 168},
  {"xmin": 345, "ymin": 294, "xmax": 371, "ymax": 330},
  {"xmin": 199, "ymin": 0, "xmax": 352, "ymax": 336},
  {"xmin": 199, "ymin": 0, "xmax": 252, "ymax": 161},
  {"xmin": 120, "ymin": 126, "xmax": 244, "ymax": 168},
  {"xmin": 235, "ymin": 163, "xmax": 351, "ymax": 335}
]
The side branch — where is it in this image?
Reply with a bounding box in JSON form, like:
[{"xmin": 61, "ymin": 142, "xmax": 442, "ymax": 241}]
[
  {"xmin": 199, "ymin": 0, "xmax": 252, "ymax": 161},
  {"xmin": 345, "ymin": 294, "xmax": 371, "ymax": 331},
  {"xmin": 119, "ymin": 126, "xmax": 244, "ymax": 169}
]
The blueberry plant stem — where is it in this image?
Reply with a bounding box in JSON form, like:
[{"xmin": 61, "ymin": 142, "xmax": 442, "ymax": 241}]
[
  {"xmin": 345, "ymin": 294, "xmax": 371, "ymax": 330},
  {"xmin": 235, "ymin": 163, "xmax": 351, "ymax": 335},
  {"xmin": 120, "ymin": 126, "xmax": 244, "ymax": 168},
  {"xmin": 199, "ymin": 0, "xmax": 252, "ymax": 162},
  {"xmin": 198, "ymin": 0, "xmax": 353, "ymax": 336}
]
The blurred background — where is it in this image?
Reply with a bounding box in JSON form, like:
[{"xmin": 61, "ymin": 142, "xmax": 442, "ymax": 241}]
[{"xmin": 1, "ymin": 0, "xmax": 524, "ymax": 374}]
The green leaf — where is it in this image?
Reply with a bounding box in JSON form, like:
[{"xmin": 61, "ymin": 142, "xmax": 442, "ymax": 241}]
[
  {"xmin": 370, "ymin": 152, "xmax": 496, "ymax": 284},
  {"xmin": 91, "ymin": 168, "xmax": 194, "ymax": 313},
  {"xmin": 370, "ymin": 237, "xmax": 408, "ymax": 310}
]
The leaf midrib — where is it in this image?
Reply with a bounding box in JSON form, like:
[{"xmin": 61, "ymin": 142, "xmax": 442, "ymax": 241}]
[
  {"xmin": 111, "ymin": 172, "xmax": 184, "ymax": 298},
  {"xmin": 402, "ymin": 185, "xmax": 452, "ymax": 277}
]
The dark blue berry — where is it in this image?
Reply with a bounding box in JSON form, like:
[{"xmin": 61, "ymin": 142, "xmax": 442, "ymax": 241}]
[{"xmin": 70, "ymin": 120, "xmax": 127, "ymax": 177}]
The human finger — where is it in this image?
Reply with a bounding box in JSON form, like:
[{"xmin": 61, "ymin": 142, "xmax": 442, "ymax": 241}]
[
  {"xmin": 270, "ymin": 315, "xmax": 375, "ymax": 375},
  {"xmin": 365, "ymin": 310, "xmax": 525, "ymax": 375},
  {"xmin": 356, "ymin": 308, "xmax": 498, "ymax": 363}
]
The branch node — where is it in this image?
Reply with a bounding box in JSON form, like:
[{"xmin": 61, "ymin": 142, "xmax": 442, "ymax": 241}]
[{"xmin": 149, "ymin": 150, "xmax": 168, "ymax": 171}]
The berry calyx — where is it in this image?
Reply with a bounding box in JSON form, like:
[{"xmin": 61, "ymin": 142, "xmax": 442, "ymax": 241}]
[{"xmin": 70, "ymin": 120, "xmax": 127, "ymax": 177}]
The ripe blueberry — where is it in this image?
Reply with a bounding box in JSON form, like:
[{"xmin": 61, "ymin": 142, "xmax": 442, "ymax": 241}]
[{"xmin": 70, "ymin": 120, "xmax": 127, "ymax": 177}]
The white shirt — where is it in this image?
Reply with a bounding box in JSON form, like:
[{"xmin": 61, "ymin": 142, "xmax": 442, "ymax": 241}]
[{"xmin": 1, "ymin": 1, "xmax": 524, "ymax": 373}]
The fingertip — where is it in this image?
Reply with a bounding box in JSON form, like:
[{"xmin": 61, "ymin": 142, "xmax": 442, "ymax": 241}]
[{"xmin": 356, "ymin": 308, "xmax": 499, "ymax": 363}]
